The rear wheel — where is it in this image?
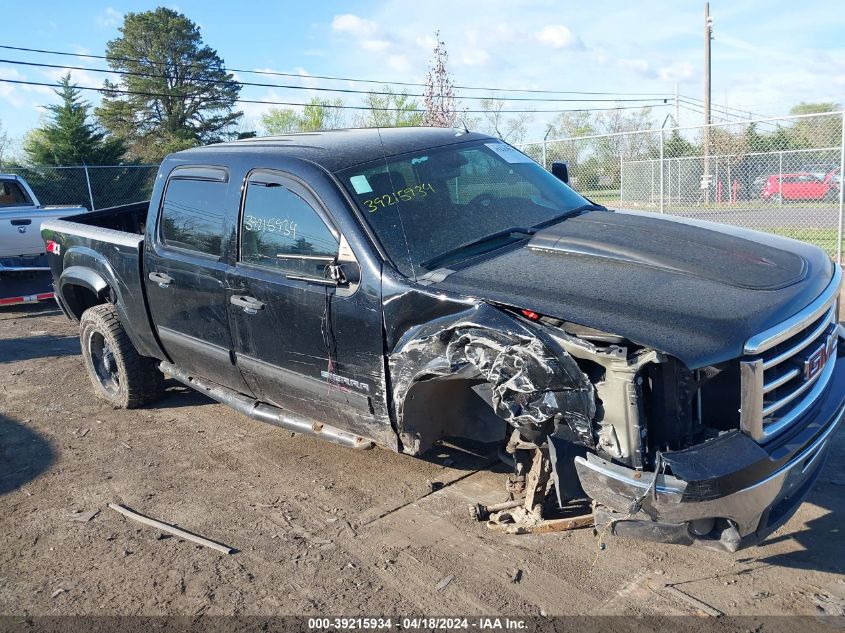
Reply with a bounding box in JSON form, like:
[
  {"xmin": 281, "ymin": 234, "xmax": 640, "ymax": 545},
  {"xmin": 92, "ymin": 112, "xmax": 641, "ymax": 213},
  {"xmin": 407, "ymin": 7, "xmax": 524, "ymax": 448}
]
[{"xmin": 79, "ymin": 303, "xmax": 165, "ymax": 408}]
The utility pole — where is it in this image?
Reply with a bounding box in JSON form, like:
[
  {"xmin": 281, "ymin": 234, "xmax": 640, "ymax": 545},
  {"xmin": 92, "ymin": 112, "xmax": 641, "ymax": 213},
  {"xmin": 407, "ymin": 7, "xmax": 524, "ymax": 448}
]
[
  {"xmin": 703, "ymin": 2, "xmax": 713, "ymax": 203},
  {"xmin": 674, "ymin": 82, "xmax": 680, "ymax": 126}
]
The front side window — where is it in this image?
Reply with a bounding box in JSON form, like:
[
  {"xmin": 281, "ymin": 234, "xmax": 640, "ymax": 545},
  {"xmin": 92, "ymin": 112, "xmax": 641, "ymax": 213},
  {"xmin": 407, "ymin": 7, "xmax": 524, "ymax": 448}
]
[
  {"xmin": 159, "ymin": 177, "xmax": 227, "ymax": 256},
  {"xmin": 337, "ymin": 140, "xmax": 591, "ymax": 277},
  {"xmin": 240, "ymin": 178, "xmax": 338, "ymax": 278}
]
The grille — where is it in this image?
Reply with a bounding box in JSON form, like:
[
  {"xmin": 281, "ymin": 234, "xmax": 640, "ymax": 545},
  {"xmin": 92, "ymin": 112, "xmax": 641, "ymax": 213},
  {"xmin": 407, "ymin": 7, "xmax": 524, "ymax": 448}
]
[{"xmin": 740, "ymin": 266, "xmax": 841, "ymax": 442}]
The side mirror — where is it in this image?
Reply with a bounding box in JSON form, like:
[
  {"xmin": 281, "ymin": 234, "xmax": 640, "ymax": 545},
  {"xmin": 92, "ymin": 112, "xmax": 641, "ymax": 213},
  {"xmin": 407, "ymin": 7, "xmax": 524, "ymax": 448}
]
[
  {"xmin": 551, "ymin": 161, "xmax": 569, "ymax": 185},
  {"xmin": 326, "ymin": 261, "xmax": 361, "ymax": 286}
]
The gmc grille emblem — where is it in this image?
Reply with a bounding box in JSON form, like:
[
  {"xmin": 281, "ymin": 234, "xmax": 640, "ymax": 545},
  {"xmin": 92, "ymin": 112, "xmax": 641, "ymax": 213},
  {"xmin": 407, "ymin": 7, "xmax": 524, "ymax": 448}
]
[{"xmin": 803, "ymin": 331, "xmax": 837, "ymax": 382}]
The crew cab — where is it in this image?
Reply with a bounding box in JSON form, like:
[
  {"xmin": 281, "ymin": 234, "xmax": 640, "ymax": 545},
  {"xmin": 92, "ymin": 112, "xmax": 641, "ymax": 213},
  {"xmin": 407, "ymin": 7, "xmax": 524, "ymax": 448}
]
[
  {"xmin": 42, "ymin": 128, "xmax": 844, "ymax": 552},
  {"xmin": 1, "ymin": 173, "xmax": 86, "ymax": 306}
]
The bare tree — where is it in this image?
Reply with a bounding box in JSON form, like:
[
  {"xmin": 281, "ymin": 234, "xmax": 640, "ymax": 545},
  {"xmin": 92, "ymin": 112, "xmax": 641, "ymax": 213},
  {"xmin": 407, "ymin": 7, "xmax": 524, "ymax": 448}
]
[
  {"xmin": 0, "ymin": 120, "xmax": 11, "ymax": 166},
  {"xmin": 478, "ymin": 97, "xmax": 533, "ymax": 144},
  {"xmin": 423, "ymin": 31, "xmax": 457, "ymax": 128}
]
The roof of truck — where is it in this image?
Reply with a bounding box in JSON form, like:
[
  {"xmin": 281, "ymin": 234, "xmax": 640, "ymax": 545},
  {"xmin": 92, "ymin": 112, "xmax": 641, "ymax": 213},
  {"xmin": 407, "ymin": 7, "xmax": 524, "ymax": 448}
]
[{"xmin": 172, "ymin": 127, "xmax": 494, "ymax": 172}]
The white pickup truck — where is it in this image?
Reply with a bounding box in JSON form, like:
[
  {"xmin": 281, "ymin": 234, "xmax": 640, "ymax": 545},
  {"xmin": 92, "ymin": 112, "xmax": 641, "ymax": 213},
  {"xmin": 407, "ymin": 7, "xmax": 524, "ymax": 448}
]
[{"xmin": 0, "ymin": 173, "xmax": 86, "ymax": 306}]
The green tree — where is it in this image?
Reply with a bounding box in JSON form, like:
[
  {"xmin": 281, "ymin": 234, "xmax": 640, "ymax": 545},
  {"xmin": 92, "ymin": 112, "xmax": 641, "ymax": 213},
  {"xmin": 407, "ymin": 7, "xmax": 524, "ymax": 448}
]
[
  {"xmin": 23, "ymin": 73, "xmax": 125, "ymax": 166},
  {"xmin": 260, "ymin": 97, "xmax": 345, "ymax": 135},
  {"xmin": 664, "ymin": 129, "xmax": 699, "ymax": 158},
  {"xmin": 96, "ymin": 7, "xmax": 241, "ymax": 162},
  {"xmin": 260, "ymin": 108, "xmax": 300, "ymax": 135},
  {"xmin": 357, "ymin": 88, "xmax": 424, "ymax": 128},
  {"xmin": 786, "ymin": 102, "xmax": 842, "ymax": 149},
  {"xmin": 548, "ymin": 111, "xmax": 594, "ymax": 139},
  {"xmin": 299, "ymin": 97, "xmax": 345, "ymax": 131}
]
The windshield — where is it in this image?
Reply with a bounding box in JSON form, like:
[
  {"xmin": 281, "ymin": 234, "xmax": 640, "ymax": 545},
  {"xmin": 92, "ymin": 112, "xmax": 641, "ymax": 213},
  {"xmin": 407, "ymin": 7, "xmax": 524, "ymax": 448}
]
[{"xmin": 336, "ymin": 139, "xmax": 592, "ymax": 277}]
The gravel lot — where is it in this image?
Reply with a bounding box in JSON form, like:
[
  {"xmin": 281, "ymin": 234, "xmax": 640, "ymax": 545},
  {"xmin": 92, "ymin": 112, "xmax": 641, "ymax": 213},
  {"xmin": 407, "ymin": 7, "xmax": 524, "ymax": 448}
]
[{"xmin": 1, "ymin": 302, "xmax": 844, "ymax": 619}]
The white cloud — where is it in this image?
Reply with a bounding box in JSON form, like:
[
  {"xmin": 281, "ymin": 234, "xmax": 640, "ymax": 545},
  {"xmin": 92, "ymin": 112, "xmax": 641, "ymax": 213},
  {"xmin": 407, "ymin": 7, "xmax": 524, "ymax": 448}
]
[
  {"xmin": 96, "ymin": 7, "xmax": 122, "ymax": 28},
  {"xmin": 617, "ymin": 58, "xmax": 651, "ymax": 75},
  {"xmin": 460, "ymin": 48, "xmax": 490, "ymax": 67},
  {"xmin": 361, "ymin": 39, "xmax": 391, "ymax": 53},
  {"xmin": 386, "ymin": 55, "xmax": 411, "ymax": 73},
  {"xmin": 41, "ymin": 67, "xmax": 106, "ymax": 88},
  {"xmin": 331, "ymin": 14, "xmax": 377, "ymax": 36},
  {"xmin": 414, "ymin": 34, "xmax": 438, "ymax": 50},
  {"xmin": 657, "ymin": 62, "xmax": 695, "ymax": 82},
  {"xmin": 535, "ymin": 24, "xmax": 579, "ymax": 49}
]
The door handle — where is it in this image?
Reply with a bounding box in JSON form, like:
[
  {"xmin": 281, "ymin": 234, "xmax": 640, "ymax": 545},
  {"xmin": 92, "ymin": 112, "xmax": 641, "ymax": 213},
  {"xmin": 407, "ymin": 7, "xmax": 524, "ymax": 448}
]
[
  {"xmin": 10, "ymin": 219, "xmax": 32, "ymax": 226},
  {"xmin": 230, "ymin": 294, "xmax": 265, "ymax": 314},
  {"xmin": 148, "ymin": 271, "xmax": 174, "ymax": 288}
]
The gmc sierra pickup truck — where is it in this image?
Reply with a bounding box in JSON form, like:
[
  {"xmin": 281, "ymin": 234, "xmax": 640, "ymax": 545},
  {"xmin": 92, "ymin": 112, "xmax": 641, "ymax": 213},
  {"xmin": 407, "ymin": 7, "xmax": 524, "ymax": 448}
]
[
  {"xmin": 1, "ymin": 173, "xmax": 86, "ymax": 306},
  {"xmin": 42, "ymin": 128, "xmax": 844, "ymax": 552}
]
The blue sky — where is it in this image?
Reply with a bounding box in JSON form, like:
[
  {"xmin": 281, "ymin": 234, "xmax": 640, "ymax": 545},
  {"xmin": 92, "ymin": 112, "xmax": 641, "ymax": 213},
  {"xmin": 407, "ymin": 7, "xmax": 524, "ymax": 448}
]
[{"xmin": 2, "ymin": 0, "xmax": 844, "ymax": 146}]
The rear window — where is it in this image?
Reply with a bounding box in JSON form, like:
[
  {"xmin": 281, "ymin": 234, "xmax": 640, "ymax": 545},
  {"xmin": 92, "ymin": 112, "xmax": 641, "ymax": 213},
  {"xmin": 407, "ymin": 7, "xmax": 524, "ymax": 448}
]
[{"xmin": 159, "ymin": 177, "xmax": 227, "ymax": 256}]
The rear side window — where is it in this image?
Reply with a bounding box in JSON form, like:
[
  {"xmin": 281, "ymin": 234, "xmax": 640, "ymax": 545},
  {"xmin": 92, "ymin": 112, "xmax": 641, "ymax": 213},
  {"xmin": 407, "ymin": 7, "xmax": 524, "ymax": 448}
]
[
  {"xmin": 240, "ymin": 179, "xmax": 338, "ymax": 278},
  {"xmin": 0, "ymin": 180, "xmax": 32, "ymax": 207},
  {"xmin": 160, "ymin": 177, "xmax": 227, "ymax": 256}
]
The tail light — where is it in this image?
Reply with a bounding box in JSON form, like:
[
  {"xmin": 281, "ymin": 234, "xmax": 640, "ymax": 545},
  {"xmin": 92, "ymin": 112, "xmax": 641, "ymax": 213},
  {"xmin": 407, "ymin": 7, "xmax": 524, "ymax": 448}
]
[{"xmin": 46, "ymin": 240, "xmax": 61, "ymax": 255}]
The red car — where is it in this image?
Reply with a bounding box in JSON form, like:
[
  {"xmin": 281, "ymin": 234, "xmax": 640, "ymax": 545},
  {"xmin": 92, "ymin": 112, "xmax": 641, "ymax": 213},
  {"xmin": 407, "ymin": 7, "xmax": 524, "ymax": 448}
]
[{"xmin": 761, "ymin": 171, "xmax": 839, "ymax": 201}]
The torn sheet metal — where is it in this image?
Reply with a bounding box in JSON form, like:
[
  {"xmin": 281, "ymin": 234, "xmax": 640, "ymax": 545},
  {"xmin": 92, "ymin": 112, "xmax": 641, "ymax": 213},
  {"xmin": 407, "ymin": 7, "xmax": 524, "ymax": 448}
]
[{"xmin": 389, "ymin": 301, "xmax": 596, "ymax": 452}]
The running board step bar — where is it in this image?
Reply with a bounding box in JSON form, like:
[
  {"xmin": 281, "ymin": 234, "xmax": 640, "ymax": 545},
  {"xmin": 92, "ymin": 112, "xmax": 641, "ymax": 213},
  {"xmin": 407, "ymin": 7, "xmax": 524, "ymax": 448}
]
[{"xmin": 159, "ymin": 362, "xmax": 375, "ymax": 450}]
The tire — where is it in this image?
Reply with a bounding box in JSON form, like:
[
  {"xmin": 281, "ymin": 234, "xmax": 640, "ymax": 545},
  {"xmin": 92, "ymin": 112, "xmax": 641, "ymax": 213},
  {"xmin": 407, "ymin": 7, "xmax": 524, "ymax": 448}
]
[
  {"xmin": 79, "ymin": 303, "xmax": 165, "ymax": 408},
  {"xmin": 770, "ymin": 193, "xmax": 782, "ymax": 203}
]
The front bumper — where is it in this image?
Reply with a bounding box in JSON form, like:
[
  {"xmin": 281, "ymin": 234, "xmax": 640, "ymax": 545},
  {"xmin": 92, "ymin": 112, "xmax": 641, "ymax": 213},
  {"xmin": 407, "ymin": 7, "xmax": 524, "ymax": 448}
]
[{"xmin": 574, "ymin": 352, "xmax": 845, "ymax": 552}]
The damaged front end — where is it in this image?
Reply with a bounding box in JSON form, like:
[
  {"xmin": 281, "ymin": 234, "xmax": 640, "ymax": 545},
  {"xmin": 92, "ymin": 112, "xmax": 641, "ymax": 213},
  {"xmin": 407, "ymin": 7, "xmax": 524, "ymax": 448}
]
[{"xmin": 388, "ymin": 288, "xmax": 845, "ymax": 552}]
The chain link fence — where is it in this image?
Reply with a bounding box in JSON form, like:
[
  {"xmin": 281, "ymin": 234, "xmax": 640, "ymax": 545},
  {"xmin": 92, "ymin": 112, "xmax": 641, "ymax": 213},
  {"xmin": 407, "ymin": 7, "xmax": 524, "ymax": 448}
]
[
  {"xmin": 520, "ymin": 111, "xmax": 845, "ymax": 263},
  {"xmin": 1, "ymin": 164, "xmax": 159, "ymax": 211}
]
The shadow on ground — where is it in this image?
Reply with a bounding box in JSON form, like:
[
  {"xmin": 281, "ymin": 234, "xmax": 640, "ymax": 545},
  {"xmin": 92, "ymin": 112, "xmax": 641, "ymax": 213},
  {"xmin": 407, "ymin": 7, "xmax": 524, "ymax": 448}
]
[
  {"xmin": 0, "ymin": 334, "xmax": 79, "ymax": 363},
  {"xmin": 149, "ymin": 384, "xmax": 218, "ymax": 410},
  {"xmin": 0, "ymin": 414, "xmax": 55, "ymax": 495},
  {"xmin": 0, "ymin": 302, "xmax": 62, "ymax": 321},
  {"xmin": 739, "ymin": 427, "xmax": 845, "ymax": 575}
]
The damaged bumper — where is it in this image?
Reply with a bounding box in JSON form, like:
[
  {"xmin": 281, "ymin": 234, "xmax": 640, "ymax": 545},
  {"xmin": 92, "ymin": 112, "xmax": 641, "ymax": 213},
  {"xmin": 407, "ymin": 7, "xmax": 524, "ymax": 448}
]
[{"xmin": 574, "ymin": 354, "xmax": 845, "ymax": 552}]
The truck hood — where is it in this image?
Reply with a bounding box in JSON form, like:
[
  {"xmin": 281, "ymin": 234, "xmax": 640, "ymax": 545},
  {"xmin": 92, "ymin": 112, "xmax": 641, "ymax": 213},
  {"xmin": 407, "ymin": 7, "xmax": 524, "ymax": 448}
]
[{"xmin": 432, "ymin": 211, "xmax": 836, "ymax": 368}]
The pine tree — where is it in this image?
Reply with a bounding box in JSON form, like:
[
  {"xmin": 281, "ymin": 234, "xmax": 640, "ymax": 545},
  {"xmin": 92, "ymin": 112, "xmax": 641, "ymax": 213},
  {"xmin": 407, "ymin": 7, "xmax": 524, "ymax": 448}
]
[
  {"xmin": 24, "ymin": 74, "xmax": 126, "ymax": 166},
  {"xmin": 96, "ymin": 7, "xmax": 241, "ymax": 162}
]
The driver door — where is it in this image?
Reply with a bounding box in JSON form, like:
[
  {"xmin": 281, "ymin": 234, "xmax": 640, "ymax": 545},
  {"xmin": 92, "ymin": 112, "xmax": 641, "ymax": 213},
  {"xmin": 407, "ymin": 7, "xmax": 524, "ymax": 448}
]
[{"xmin": 226, "ymin": 170, "xmax": 381, "ymax": 433}]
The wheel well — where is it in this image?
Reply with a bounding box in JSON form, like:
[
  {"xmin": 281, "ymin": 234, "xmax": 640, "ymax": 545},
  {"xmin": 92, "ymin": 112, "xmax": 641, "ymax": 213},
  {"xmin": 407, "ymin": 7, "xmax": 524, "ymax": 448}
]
[
  {"xmin": 397, "ymin": 377, "xmax": 507, "ymax": 455},
  {"xmin": 62, "ymin": 283, "xmax": 106, "ymax": 320}
]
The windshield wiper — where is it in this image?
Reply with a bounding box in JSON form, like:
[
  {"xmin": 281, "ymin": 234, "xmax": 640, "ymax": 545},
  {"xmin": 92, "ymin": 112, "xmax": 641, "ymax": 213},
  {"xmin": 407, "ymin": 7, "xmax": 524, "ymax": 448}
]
[
  {"xmin": 420, "ymin": 226, "xmax": 535, "ymax": 270},
  {"xmin": 530, "ymin": 203, "xmax": 608, "ymax": 231}
]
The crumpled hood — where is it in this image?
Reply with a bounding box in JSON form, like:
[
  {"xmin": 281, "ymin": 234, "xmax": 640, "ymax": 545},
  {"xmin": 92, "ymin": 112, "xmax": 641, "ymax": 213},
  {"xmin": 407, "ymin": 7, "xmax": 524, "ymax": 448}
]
[{"xmin": 432, "ymin": 211, "xmax": 835, "ymax": 368}]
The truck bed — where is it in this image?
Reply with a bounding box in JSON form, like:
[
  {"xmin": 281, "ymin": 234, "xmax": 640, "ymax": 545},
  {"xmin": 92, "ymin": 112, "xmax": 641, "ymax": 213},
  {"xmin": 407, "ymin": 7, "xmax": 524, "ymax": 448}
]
[
  {"xmin": 56, "ymin": 201, "xmax": 149, "ymax": 235},
  {"xmin": 40, "ymin": 200, "xmax": 162, "ymax": 358}
]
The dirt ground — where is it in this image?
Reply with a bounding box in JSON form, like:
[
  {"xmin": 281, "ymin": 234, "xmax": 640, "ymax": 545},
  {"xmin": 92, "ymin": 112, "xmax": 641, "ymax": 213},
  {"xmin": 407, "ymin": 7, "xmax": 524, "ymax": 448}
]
[{"xmin": 1, "ymin": 302, "xmax": 844, "ymax": 619}]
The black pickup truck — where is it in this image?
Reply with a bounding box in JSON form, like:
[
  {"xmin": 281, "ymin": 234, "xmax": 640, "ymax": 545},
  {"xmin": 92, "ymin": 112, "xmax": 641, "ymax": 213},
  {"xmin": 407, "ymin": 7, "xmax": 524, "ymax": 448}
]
[{"xmin": 42, "ymin": 128, "xmax": 844, "ymax": 551}]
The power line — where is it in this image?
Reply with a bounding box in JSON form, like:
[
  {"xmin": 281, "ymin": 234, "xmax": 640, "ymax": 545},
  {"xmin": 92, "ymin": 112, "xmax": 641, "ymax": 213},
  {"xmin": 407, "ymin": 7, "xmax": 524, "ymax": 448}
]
[
  {"xmin": 0, "ymin": 57, "xmax": 670, "ymax": 104},
  {"xmin": 679, "ymin": 94, "xmax": 772, "ymax": 120},
  {"xmin": 0, "ymin": 43, "xmax": 675, "ymax": 98},
  {"xmin": 0, "ymin": 77, "xmax": 672, "ymax": 114}
]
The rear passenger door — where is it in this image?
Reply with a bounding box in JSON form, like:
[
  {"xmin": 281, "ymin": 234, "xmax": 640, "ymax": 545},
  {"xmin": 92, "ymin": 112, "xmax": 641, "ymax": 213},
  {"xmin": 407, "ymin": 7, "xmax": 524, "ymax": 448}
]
[
  {"xmin": 144, "ymin": 166, "xmax": 252, "ymax": 394},
  {"xmin": 226, "ymin": 169, "xmax": 381, "ymax": 435}
]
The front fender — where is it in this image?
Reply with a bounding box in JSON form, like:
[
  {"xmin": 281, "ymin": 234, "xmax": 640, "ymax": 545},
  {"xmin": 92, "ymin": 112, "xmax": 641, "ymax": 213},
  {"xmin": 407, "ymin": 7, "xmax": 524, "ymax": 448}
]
[{"xmin": 388, "ymin": 300, "xmax": 596, "ymax": 453}]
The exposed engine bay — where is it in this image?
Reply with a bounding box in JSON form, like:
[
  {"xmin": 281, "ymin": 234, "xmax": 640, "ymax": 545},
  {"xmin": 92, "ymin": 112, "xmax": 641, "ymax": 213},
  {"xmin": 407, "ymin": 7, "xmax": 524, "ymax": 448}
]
[{"xmin": 389, "ymin": 298, "xmax": 750, "ymax": 545}]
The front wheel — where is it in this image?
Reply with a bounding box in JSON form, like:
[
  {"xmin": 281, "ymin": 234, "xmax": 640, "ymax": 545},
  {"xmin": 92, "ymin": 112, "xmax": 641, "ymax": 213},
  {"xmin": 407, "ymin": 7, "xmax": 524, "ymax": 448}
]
[{"xmin": 79, "ymin": 303, "xmax": 165, "ymax": 408}]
